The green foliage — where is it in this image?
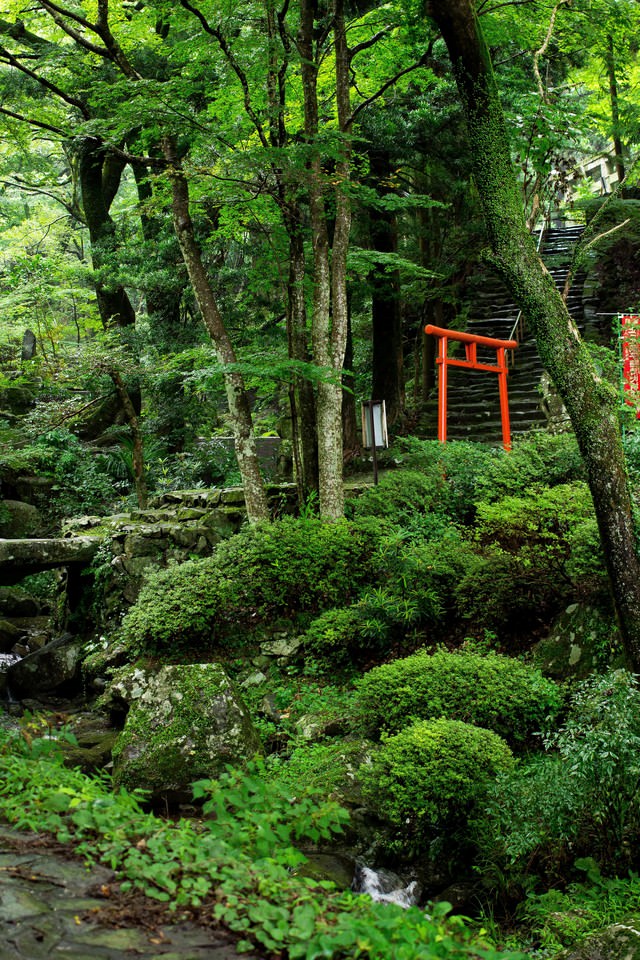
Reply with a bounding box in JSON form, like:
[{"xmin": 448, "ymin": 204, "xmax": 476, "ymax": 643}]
[
  {"xmin": 0, "ymin": 428, "xmax": 117, "ymax": 520},
  {"xmin": 348, "ymin": 468, "xmax": 445, "ymax": 524},
  {"xmin": 359, "ymin": 719, "xmax": 514, "ymax": 854},
  {"xmin": 302, "ymin": 529, "xmax": 478, "ymax": 669},
  {"xmin": 517, "ymin": 863, "xmax": 640, "ymax": 955},
  {"xmin": 267, "ymin": 740, "xmax": 369, "ymax": 797},
  {"xmin": 399, "ymin": 435, "xmax": 585, "ymax": 522},
  {"xmin": 355, "ymin": 649, "xmax": 562, "ymax": 747},
  {"xmin": 476, "ymin": 670, "xmax": 640, "ymax": 885},
  {"xmin": 0, "ymin": 724, "xmax": 524, "ymax": 960},
  {"xmin": 122, "ymin": 516, "xmax": 388, "ymax": 654},
  {"xmin": 456, "ymin": 482, "xmax": 605, "ymax": 632},
  {"xmin": 303, "ymin": 588, "xmax": 429, "ymax": 668}
]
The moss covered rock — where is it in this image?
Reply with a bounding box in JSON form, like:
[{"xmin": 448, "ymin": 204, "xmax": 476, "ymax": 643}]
[
  {"xmin": 112, "ymin": 663, "xmax": 262, "ymax": 798},
  {"xmin": 556, "ymin": 921, "xmax": 640, "ymax": 959},
  {"xmin": 533, "ymin": 603, "xmax": 626, "ymax": 679}
]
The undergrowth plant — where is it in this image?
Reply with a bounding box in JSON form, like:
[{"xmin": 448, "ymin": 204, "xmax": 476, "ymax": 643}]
[
  {"xmin": 474, "ymin": 670, "xmax": 640, "ymax": 889},
  {"xmin": 122, "ymin": 516, "xmax": 388, "ymax": 655},
  {"xmin": 0, "ymin": 724, "xmax": 525, "ymax": 960},
  {"xmin": 359, "ymin": 718, "xmax": 514, "ymax": 856}
]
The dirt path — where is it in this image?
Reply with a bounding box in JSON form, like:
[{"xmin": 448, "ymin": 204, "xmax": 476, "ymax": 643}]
[{"xmin": 0, "ymin": 826, "xmax": 265, "ymax": 960}]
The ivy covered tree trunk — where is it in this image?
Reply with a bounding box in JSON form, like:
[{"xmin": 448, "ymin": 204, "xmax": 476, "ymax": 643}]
[
  {"xmin": 426, "ymin": 0, "xmax": 640, "ymax": 668},
  {"xmin": 162, "ymin": 137, "xmax": 269, "ymax": 524}
]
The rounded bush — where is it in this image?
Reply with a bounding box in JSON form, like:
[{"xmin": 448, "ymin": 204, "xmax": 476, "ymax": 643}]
[
  {"xmin": 122, "ymin": 516, "xmax": 387, "ymax": 654},
  {"xmin": 359, "ymin": 718, "xmax": 514, "ymax": 851},
  {"xmin": 355, "ymin": 649, "xmax": 562, "ymax": 747}
]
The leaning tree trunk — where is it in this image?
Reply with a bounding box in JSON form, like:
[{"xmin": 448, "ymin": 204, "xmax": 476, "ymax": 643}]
[
  {"xmin": 162, "ymin": 137, "xmax": 269, "ymax": 523},
  {"xmin": 426, "ymin": 0, "xmax": 640, "ymax": 668}
]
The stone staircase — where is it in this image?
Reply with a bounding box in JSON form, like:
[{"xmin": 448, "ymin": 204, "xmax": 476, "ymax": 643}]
[{"xmin": 423, "ymin": 224, "xmax": 597, "ymax": 443}]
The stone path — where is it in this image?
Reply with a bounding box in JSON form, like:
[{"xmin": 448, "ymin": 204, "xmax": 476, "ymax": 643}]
[{"xmin": 0, "ymin": 826, "xmax": 264, "ymax": 960}]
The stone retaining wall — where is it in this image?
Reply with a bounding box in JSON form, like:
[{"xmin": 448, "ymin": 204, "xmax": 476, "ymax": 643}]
[{"xmin": 65, "ymin": 485, "xmax": 298, "ymax": 625}]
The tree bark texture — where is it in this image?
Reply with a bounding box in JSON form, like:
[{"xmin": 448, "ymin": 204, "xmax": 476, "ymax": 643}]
[
  {"xmin": 605, "ymin": 34, "xmax": 626, "ymax": 185},
  {"xmin": 426, "ymin": 0, "xmax": 640, "ymax": 669},
  {"xmin": 299, "ymin": 0, "xmax": 352, "ymax": 520},
  {"xmin": 108, "ymin": 367, "xmax": 148, "ymax": 510},
  {"xmin": 75, "ymin": 137, "xmax": 136, "ymax": 329},
  {"xmin": 285, "ymin": 218, "xmax": 319, "ymax": 502},
  {"xmin": 162, "ymin": 137, "xmax": 269, "ymax": 523},
  {"xmin": 369, "ymin": 146, "xmax": 404, "ymax": 424}
]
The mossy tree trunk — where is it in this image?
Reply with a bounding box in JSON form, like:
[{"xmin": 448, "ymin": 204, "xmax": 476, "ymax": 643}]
[
  {"xmin": 284, "ymin": 212, "xmax": 319, "ymax": 503},
  {"xmin": 426, "ymin": 0, "xmax": 640, "ymax": 668},
  {"xmin": 107, "ymin": 367, "xmax": 148, "ymax": 509},
  {"xmin": 74, "ymin": 137, "xmax": 136, "ymax": 329}
]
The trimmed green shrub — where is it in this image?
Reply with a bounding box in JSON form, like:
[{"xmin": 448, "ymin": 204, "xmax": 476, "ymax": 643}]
[
  {"xmin": 355, "ymin": 649, "xmax": 562, "ymax": 747},
  {"xmin": 359, "ymin": 718, "xmax": 514, "ymax": 853},
  {"xmin": 348, "ymin": 468, "xmax": 447, "ymax": 535},
  {"xmin": 303, "ymin": 587, "xmax": 434, "ymax": 668},
  {"xmin": 122, "ymin": 515, "xmax": 387, "ymax": 654},
  {"xmin": 473, "ymin": 482, "xmax": 601, "ymax": 578}
]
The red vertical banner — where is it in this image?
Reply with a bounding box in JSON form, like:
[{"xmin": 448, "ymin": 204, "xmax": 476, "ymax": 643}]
[{"xmin": 622, "ymin": 315, "xmax": 640, "ymax": 419}]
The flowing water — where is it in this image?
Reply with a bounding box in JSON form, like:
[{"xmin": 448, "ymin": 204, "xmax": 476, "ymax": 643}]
[{"xmin": 352, "ymin": 865, "xmax": 421, "ymax": 908}]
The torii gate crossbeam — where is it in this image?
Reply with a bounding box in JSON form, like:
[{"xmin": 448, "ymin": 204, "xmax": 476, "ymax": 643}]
[{"xmin": 424, "ymin": 324, "xmax": 518, "ymax": 451}]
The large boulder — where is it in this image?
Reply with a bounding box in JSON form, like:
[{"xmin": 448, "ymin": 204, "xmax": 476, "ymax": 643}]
[
  {"xmin": 111, "ymin": 663, "xmax": 262, "ymax": 798},
  {"xmin": 0, "ymin": 500, "xmax": 43, "ymax": 538},
  {"xmin": 0, "ymin": 587, "xmax": 42, "ymax": 618},
  {"xmin": 7, "ymin": 634, "xmax": 84, "ymax": 697},
  {"xmin": 533, "ymin": 603, "xmax": 625, "ymax": 680}
]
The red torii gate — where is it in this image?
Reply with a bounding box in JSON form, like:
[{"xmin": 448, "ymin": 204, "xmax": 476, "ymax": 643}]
[
  {"xmin": 621, "ymin": 314, "xmax": 640, "ymax": 419},
  {"xmin": 424, "ymin": 324, "xmax": 518, "ymax": 451}
]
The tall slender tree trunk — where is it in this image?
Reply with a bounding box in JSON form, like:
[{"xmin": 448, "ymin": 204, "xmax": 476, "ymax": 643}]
[
  {"xmin": 342, "ymin": 308, "xmax": 359, "ymax": 459},
  {"xmin": 369, "ymin": 146, "xmax": 404, "ymax": 425},
  {"xmin": 299, "ymin": 0, "xmax": 352, "ymax": 520},
  {"xmin": 605, "ymin": 34, "xmax": 626, "ymax": 185},
  {"xmin": 162, "ymin": 136, "xmax": 269, "ymax": 523},
  {"xmin": 426, "ymin": 0, "xmax": 640, "ymax": 668},
  {"xmin": 285, "ymin": 217, "xmax": 319, "ymax": 502},
  {"xmin": 107, "ymin": 368, "xmax": 148, "ymax": 509}
]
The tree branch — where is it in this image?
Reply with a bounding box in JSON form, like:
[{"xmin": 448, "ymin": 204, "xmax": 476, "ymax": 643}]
[
  {"xmin": 349, "ymin": 50, "xmax": 435, "ymax": 125},
  {"xmin": 349, "ymin": 28, "xmax": 390, "ymax": 58},
  {"xmin": 178, "ymin": 0, "xmax": 270, "ymax": 151},
  {"xmin": 533, "ymin": 0, "xmax": 570, "ymax": 104},
  {"xmin": 0, "ymin": 45, "xmax": 90, "ymax": 117},
  {"xmin": 0, "ymin": 106, "xmax": 67, "ymax": 137}
]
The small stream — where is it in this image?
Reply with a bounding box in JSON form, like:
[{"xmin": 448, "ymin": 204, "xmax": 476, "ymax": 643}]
[{"xmin": 353, "ymin": 865, "xmax": 421, "ymax": 908}]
